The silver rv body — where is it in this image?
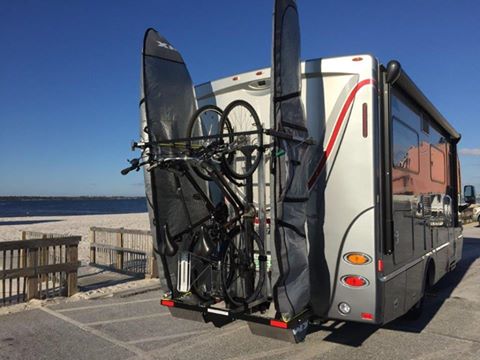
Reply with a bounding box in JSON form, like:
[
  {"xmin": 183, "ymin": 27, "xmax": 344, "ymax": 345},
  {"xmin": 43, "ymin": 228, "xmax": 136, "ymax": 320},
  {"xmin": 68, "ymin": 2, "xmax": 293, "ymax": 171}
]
[{"xmin": 194, "ymin": 54, "xmax": 463, "ymax": 325}]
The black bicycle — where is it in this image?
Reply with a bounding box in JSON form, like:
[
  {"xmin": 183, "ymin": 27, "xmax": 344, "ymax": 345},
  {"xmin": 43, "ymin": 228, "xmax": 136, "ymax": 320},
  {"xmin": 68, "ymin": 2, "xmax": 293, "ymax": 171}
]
[
  {"xmin": 121, "ymin": 100, "xmax": 266, "ymax": 308},
  {"xmin": 187, "ymin": 100, "xmax": 263, "ymax": 181},
  {"xmin": 150, "ymin": 143, "xmax": 265, "ymax": 306}
]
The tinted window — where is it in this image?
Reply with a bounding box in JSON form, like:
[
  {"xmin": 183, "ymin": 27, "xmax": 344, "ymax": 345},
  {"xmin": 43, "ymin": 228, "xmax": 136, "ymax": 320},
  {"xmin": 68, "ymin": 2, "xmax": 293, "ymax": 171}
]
[
  {"xmin": 392, "ymin": 118, "xmax": 420, "ymax": 173},
  {"xmin": 391, "ymin": 94, "xmax": 421, "ymax": 173},
  {"xmin": 430, "ymin": 145, "xmax": 445, "ymax": 183}
]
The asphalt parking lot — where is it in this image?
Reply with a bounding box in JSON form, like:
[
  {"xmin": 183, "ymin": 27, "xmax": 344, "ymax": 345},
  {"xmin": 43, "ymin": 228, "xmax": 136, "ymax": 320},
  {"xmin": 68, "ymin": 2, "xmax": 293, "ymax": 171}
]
[{"xmin": 1, "ymin": 224, "xmax": 479, "ymax": 360}]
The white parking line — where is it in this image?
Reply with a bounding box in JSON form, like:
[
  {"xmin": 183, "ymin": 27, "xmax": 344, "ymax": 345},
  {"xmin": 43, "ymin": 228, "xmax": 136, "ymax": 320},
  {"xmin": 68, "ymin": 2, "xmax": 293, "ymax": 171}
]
[
  {"xmin": 126, "ymin": 329, "xmax": 212, "ymax": 344},
  {"xmin": 55, "ymin": 298, "xmax": 160, "ymax": 313},
  {"xmin": 40, "ymin": 307, "xmax": 153, "ymax": 360},
  {"xmin": 85, "ymin": 312, "xmax": 170, "ymax": 326},
  {"xmin": 154, "ymin": 323, "xmax": 248, "ymax": 355}
]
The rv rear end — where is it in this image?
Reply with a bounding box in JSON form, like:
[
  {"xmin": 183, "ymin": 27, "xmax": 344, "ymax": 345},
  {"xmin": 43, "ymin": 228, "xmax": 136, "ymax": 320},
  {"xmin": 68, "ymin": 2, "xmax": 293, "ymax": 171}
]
[{"xmin": 195, "ymin": 54, "xmax": 382, "ymax": 325}]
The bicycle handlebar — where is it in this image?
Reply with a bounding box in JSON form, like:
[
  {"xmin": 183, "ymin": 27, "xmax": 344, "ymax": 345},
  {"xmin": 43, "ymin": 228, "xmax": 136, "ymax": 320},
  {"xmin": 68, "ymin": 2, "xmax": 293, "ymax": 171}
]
[
  {"xmin": 120, "ymin": 158, "xmax": 140, "ymax": 175},
  {"xmin": 121, "ymin": 137, "xmax": 240, "ymax": 176}
]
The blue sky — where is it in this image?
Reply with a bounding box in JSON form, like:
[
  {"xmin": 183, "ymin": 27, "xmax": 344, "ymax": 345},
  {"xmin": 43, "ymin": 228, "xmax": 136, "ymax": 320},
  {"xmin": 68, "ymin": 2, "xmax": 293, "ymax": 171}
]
[{"xmin": 0, "ymin": 0, "xmax": 479, "ymax": 196}]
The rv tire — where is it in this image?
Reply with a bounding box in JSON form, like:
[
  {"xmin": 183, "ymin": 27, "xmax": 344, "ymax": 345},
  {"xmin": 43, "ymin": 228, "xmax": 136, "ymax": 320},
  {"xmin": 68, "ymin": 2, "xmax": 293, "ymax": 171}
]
[{"xmin": 405, "ymin": 262, "xmax": 433, "ymax": 320}]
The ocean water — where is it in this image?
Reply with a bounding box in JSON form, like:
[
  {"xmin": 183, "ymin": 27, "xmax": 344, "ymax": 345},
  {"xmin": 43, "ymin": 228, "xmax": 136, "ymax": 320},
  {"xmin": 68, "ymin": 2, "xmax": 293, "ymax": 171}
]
[{"xmin": 0, "ymin": 198, "xmax": 148, "ymax": 217}]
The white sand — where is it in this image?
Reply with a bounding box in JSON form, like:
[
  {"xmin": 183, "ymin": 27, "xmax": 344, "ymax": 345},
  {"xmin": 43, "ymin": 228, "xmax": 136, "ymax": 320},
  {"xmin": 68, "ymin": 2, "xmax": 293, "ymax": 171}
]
[{"xmin": 0, "ymin": 213, "xmax": 150, "ymax": 262}]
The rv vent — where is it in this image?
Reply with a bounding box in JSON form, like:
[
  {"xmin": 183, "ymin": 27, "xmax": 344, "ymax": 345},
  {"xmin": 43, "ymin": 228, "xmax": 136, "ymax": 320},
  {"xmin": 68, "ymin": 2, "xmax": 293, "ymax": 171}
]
[{"xmin": 248, "ymin": 79, "xmax": 271, "ymax": 90}]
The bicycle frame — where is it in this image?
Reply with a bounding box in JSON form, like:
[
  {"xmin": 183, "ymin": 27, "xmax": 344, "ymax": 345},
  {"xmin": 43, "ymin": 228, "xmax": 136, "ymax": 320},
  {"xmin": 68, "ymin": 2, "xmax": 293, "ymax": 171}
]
[{"xmin": 156, "ymin": 154, "xmax": 252, "ymax": 242}]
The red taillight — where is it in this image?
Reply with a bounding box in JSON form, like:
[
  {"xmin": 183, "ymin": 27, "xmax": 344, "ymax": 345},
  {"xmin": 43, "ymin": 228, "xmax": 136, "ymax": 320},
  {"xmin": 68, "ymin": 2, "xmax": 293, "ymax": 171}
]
[
  {"xmin": 341, "ymin": 275, "xmax": 368, "ymax": 287},
  {"xmin": 161, "ymin": 299, "xmax": 175, "ymax": 307},
  {"xmin": 362, "ymin": 102, "xmax": 368, "ymax": 138},
  {"xmin": 377, "ymin": 259, "xmax": 384, "ymax": 272},
  {"xmin": 361, "ymin": 312, "xmax": 374, "ymax": 320},
  {"xmin": 270, "ymin": 320, "xmax": 288, "ymax": 329},
  {"xmin": 254, "ymin": 217, "xmax": 271, "ymax": 225}
]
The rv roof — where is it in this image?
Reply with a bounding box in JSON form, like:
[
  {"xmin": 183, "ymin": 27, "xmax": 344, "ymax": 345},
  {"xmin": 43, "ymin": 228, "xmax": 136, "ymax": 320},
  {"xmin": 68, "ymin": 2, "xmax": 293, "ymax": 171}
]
[
  {"xmin": 384, "ymin": 61, "xmax": 460, "ymax": 141},
  {"xmin": 195, "ymin": 54, "xmax": 369, "ymax": 100},
  {"xmin": 195, "ymin": 55, "xmax": 460, "ymax": 142}
]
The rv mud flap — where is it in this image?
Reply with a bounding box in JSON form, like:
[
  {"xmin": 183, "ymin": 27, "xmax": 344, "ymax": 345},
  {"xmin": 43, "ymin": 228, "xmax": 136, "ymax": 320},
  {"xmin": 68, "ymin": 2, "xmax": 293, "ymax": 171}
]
[
  {"xmin": 161, "ymin": 299, "xmax": 237, "ymax": 328},
  {"xmin": 168, "ymin": 307, "xmax": 206, "ymax": 323},
  {"xmin": 247, "ymin": 315, "xmax": 310, "ymax": 343},
  {"xmin": 169, "ymin": 306, "xmax": 233, "ymax": 327}
]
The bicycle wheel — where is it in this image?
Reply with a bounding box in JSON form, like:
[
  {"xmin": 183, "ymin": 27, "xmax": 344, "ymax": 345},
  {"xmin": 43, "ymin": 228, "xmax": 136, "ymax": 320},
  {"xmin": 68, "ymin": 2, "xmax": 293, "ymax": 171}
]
[
  {"xmin": 221, "ymin": 227, "xmax": 266, "ymax": 307},
  {"xmin": 186, "ymin": 105, "xmax": 231, "ymax": 181},
  {"xmin": 219, "ymin": 100, "xmax": 263, "ymax": 180}
]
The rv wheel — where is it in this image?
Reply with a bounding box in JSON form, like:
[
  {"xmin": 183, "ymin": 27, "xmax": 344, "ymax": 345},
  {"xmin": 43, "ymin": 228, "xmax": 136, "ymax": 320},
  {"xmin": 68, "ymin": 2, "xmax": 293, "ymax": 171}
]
[
  {"xmin": 405, "ymin": 293, "xmax": 425, "ymax": 320},
  {"xmin": 405, "ymin": 264, "xmax": 433, "ymax": 320}
]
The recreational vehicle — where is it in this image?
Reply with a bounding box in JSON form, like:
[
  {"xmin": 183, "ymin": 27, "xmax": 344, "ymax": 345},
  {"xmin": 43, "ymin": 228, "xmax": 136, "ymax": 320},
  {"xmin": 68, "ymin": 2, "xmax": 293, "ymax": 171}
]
[
  {"xmin": 173, "ymin": 56, "xmax": 469, "ymax": 337},
  {"xmin": 122, "ymin": 1, "xmax": 474, "ymax": 342}
]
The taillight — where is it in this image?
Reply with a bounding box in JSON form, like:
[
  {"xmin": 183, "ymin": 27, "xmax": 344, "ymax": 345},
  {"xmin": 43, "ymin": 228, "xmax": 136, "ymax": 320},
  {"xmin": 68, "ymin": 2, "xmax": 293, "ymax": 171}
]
[
  {"xmin": 361, "ymin": 312, "xmax": 374, "ymax": 320},
  {"xmin": 254, "ymin": 217, "xmax": 271, "ymax": 224},
  {"xmin": 344, "ymin": 252, "xmax": 371, "ymax": 265},
  {"xmin": 270, "ymin": 320, "xmax": 288, "ymax": 329},
  {"xmin": 377, "ymin": 259, "xmax": 384, "ymax": 272},
  {"xmin": 161, "ymin": 299, "xmax": 175, "ymax": 307},
  {"xmin": 341, "ymin": 275, "xmax": 369, "ymax": 288}
]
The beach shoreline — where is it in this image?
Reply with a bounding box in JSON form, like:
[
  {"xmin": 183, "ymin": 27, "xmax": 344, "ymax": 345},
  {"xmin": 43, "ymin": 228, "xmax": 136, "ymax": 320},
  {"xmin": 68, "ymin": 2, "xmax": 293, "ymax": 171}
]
[{"xmin": 0, "ymin": 213, "xmax": 150, "ymax": 262}]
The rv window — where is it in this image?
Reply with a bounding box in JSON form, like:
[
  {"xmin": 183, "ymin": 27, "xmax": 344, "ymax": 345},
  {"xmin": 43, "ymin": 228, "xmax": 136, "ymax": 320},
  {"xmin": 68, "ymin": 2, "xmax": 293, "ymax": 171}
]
[
  {"xmin": 422, "ymin": 116, "xmax": 430, "ymax": 134},
  {"xmin": 392, "ymin": 118, "xmax": 420, "ymax": 173},
  {"xmin": 430, "ymin": 145, "xmax": 446, "ymax": 183}
]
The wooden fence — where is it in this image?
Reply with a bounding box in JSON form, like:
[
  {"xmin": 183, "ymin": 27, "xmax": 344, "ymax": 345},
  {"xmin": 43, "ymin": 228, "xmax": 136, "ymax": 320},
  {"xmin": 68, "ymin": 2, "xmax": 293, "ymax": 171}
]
[
  {"xmin": 22, "ymin": 231, "xmax": 68, "ymax": 240},
  {"xmin": 0, "ymin": 235, "xmax": 80, "ymax": 306},
  {"xmin": 89, "ymin": 227, "xmax": 158, "ymax": 278}
]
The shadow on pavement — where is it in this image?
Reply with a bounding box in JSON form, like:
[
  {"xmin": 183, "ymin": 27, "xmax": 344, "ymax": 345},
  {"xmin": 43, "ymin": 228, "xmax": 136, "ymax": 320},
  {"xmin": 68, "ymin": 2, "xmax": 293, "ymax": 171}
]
[
  {"xmin": 77, "ymin": 265, "xmax": 144, "ymax": 292},
  {"xmin": 306, "ymin": 236, "xmax": 480, "ymax": 347},
  {"xmin": 308, "ymin": 321, "xmax": 379, "ymax": 347}
]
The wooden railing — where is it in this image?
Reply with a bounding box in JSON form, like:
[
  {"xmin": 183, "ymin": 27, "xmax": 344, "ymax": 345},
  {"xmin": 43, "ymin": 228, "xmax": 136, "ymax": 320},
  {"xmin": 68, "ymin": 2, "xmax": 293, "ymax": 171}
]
[
  {"xmin": 22, "ymin": 230, "xmax": 67, "ymax": 240},
  {"xmin": 0, "ymin": 235, "xmax": 80, "ymax": 306},
  {"xmin": 89, "ymin": 227, "xmax": 158, "ymax": 278}
]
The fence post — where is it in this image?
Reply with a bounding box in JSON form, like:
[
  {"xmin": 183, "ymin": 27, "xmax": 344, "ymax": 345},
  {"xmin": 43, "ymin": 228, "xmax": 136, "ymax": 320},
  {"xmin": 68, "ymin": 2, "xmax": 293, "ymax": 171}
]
[
  {"xmin": 90, "ymin": 228, "xmax": 96, "ymax": 264},
  {"xmin": 20, "ymin": 231, "xmax": 26, "ymax": 267},
  {"xmin": 66, "ymin": 243, "xmax": 78, "ymax": 297},
  {"xmin": 116, "ymin": 229, "xmax": 124, "ymax": 271},
  {"xmin": 41, "ymin": 234, "xmax": 48, "ymax": 286},
  {"xmin": 148, "ymin": 251, "xmax": 159, "ymax": 278},
  {"xmin": 26, "ymin": 248, "xmax": 39, "ymax": 300}
]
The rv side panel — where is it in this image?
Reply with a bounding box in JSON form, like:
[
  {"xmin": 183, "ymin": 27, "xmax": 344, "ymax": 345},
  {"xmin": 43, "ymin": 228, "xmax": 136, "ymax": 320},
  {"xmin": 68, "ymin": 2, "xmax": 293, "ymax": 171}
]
[{"xmin": 380, "ymin": 74, "xmax": 461, "ymax": 323}]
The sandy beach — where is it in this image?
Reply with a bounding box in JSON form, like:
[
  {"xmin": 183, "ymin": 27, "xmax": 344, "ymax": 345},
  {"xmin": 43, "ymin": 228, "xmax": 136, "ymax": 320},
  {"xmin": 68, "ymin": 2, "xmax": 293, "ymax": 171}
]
[{"xmin": 0, "ymin": 213, "xmax": 150, "ymax": 262}]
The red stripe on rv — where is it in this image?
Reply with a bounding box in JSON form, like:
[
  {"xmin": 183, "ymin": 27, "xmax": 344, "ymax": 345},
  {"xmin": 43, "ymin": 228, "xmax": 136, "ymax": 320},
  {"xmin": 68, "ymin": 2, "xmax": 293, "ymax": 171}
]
[{"xmin": 307, "ymin": 79, "xmax": 374, "ymax": 190}]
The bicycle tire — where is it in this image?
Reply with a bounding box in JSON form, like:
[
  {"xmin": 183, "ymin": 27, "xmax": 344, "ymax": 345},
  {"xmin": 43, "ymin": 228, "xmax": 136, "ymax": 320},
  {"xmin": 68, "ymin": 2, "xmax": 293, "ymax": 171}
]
[
  {"xmin": 186, "ymin": 105, "xmax": 227, "ymax": 181},
  {"xmin": 219, "ymin": 100, "xmax": 263, "ymax": 180},
  {"xmin": 221, "ymin": 227, "xmax": 266, "ymax": 307}
]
